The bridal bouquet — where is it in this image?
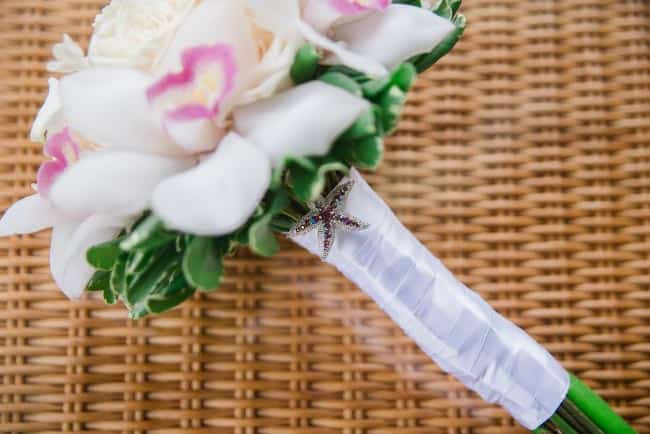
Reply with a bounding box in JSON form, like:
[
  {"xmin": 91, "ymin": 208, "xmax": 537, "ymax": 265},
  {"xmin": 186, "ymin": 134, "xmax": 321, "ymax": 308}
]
[{"xmin": 0, "ymin": 1, "xmax": 636, "ymax": 433}]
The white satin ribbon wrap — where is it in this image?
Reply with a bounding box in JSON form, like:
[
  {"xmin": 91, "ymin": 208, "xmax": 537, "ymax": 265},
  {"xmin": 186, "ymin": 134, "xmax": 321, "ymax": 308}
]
[{"xmin": 291, "ymin": 169, "xmax": 569, "ymax": 430}]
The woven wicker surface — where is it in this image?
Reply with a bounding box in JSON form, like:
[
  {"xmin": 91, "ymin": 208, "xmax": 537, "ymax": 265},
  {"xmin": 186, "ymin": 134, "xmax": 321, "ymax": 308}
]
[{"xmin": 1, "ymin": 0, "xmax": 649, "ymax": 433}]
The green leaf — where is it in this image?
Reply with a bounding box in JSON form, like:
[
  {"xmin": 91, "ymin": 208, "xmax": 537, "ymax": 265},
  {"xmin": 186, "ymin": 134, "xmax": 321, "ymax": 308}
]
[
  {"xmin": 378, "ymin": 85, "xmax": 408, "ymax": 133},
  {"xmin": 86, "ymin": 270, "xmax": 110, "ymax": 292},
  {"xmin": 391, "ymin": 63, "xmax": 417, "ymax": 92},
  {"xmin": 319, "ymin": 72, "xmax": 363, "ymax": 96},
  {"xmin": 182, "ymin": 237, "xmax": 226, "ymax": 291},
  {"xmin": 247, "ymin": 189, "xmax": 291, "ymax": 257},
  {"xmin": 290, "ymin": 44, "xmax": 322, "ymax": 84},
  {"xmin": 361, "ymin": 76, "xmax": 392, "ymax": 99},
  {"xmin": 125, "ymin": 249, "xmax": 158, "ymax": 287},
  {"xmin": 120, "ymin": 215, "xmax": 176, "ymax": 252},
  {"xmin": 248, "ymin": 215, "xmax": 280, "ymax": 257},
  {"xmin": 448, "ymin": 0, "xmax": 462, "ymax": 14},
  {"xmin": 393, "ymin": 0, "xmax": 421, "ymax": 5},
  {"xmin": 361, "ymin": 63, "xmax": 416, "ymax": 98},
  {"xmin": 103, "ymin": 286, "xmax": 117, "ymax": 305},
  {"xmin": 110, "ymin": 254, "xmax": 128, "ymax": 298},
  {"xmin": 126, "ymin": 246, "xmax": 179, "ymax": 306},
  {"xmin": 433, "ymin": 0, "xmax": 454, "ymax": 19},
  {"xmin": 131, "ymin": 287, "xmax": 196, "ymax": 319},
  {"xmin": 339, "ymin": 109, "xmax": 378, "ymax": 142},
  {"xmin": 333, "ymin": 136, "xmax": 384, "ymax": 170},
  {"xmin": 86, "ymin": 238, "xmax": 123, "ymax": 271},
  {"xmin": 290, "ymin": 158, "xmax": 349, "ymax": 202}
]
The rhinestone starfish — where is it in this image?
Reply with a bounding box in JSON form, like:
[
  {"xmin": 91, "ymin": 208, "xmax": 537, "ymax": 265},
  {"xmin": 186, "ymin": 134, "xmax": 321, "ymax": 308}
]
[{"xmin": 290, "ymin": 180, "xmax": 370, "ymax": 260}]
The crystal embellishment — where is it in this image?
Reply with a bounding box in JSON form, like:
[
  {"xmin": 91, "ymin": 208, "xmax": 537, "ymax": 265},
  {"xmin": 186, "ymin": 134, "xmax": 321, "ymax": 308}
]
[{"xmin": 290, "ymin": 180, "xmax": 370, "ymax": 259}]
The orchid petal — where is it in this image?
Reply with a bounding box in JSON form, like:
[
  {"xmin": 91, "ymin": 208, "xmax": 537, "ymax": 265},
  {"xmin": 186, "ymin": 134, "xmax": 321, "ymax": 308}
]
[
  {"xmin": 148, "ymin": 44, "xmax": 236, "ymax": 152},
  {"xmin": 332, "ymin": 4, "xmax": 455, "ymax": 69},
  {"xmin": 30, "ymin": 78, "xmax": 65, "ymax": 143},
  {"xmin": 60, "ymin": 68, "xmax": 182, "ymax": 155},
  {"xmin": 330, "ymin": 0, "xmax": 391, "ymax": 14},
  {"xmin": 0, "ymin": 194, "xmax": 60, "ymax": 237},
  {"xmin": 155, "ymin": 1, "xmax": 257, "ymax": 79},
  {"xmin": 303, "ymin": 0, "xmax": 390, "ymax": 33},
  {"xmin": 37, "ymin": 128, "xmax": 80, "ymax": 198},
  {"xmin": 297, "ymin": 20, "xmax": 387, "ymax": 77},
  {"xmin": 152, "ymin": 132, "xmax": 271, "ymax": 236},
  {"xmin": 247, "ymin": 0, "xmax": 301, "ymax": 37},
  {"xmin": 234, "ymin": 81, "xmax": 370, "ymax": 166},
  {"xmin": 303, "ymin": 0, "xmax": 347, "ymax": 33},
  {"xmin": 49, "ymin": 150, "xmax": 194, "ymax": 218},
  {"xmin": 50, "ymin": 215, "xmax": 130, "ymax": 299}
]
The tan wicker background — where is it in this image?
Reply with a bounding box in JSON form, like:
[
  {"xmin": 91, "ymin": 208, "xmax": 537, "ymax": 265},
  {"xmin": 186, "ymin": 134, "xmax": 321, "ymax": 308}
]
[{"xmin": 1, "ymin": 0, "xmax": 649, "ymax": 433}]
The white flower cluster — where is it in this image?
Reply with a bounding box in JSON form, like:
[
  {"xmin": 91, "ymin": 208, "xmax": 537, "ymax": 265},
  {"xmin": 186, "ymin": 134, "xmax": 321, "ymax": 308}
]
[{"xmin": 1, "ymin": 0, "xmax": 455, "ymax": 299}]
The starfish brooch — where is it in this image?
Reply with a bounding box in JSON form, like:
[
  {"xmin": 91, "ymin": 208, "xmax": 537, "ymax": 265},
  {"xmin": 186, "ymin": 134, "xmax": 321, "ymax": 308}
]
[{"xmin": 289, "ymin": 180, "xmax": 369, "ymax": 260}]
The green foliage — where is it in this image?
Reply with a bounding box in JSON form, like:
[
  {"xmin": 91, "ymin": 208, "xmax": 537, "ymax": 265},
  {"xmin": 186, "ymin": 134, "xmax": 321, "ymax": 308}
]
[
  {"xmin": 182, "ymin": 237, "xmax": 227, "ymax": 291},
  {"xmin": 290, "ymin": 44, "xmax": 322, "ymax": 84},
  {"xmin": 319, "ymin": 72, "xmax": 363, "ymax": 96},
  {"xmin": 86, "ymin": 215, "xmax": 237, "ymax": 319},
  {"xmin": 246, "ymin": 189, "xmax": 291, "ymax": 257},
  {"xmin": 393, "ymin": 0, "xmax": 422, "ymax": 5}
]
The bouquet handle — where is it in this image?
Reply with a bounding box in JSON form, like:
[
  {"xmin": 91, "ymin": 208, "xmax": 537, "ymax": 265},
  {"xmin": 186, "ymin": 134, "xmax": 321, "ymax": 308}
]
[
  {"xmin": 291, "ymin": 169, "xmax": 636, "ymax": 433},
  {"xmin": 291, "ymin": 169, "xmax": 568, "ymax": 429}
]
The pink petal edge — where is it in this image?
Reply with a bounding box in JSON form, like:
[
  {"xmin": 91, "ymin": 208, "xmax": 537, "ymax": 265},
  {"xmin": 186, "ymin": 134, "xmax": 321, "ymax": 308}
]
[
  {"xmin": 37, "ymin": 127, "xmax": 79, "ymax": 197},
  {"xmin": 147, "ymin": 44, "xmax": 237, "ymax": 122},
  {"xmin": 329, "ymin": 0, "xmax": 391, "ymax": 15}
]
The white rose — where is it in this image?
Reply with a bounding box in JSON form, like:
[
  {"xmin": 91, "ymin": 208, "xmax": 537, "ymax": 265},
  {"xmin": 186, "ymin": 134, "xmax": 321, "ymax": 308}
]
[{"xmin": 88, "ymin": 0, "xmax": 198, "ymax": 71}]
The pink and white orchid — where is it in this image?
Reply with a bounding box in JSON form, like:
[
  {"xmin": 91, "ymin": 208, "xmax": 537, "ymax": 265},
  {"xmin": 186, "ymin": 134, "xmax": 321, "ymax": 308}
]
[
  {"xmin": 301, "ymin": 1, "xmax": 456, "ymax": 76},
  {"xmin": 0, "ymin": 0, "xmax": 457, "ymax": 300}
]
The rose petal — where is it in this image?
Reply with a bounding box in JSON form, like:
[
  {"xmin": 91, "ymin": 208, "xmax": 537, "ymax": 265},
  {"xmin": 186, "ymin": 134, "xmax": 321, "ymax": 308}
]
[
  {"xmin": 332, "ymin": 4, "xmax": 455, "ymax": 69},
  {"xmin": 60, "ymin": 67, "xmax": 182, "ymax": 155},
  {"xmin": 233, "ymin": 81, "xmax": 370, "ymax": 166},
  {"xmin": 0, "ymin": 194, "xmax": 60, "ymax": 237},
  {"xmin": 30, "ymin": 78, "xmax": 65, "ymax": 143},
  {"xmin": 297, "ymin": 20, "xmax": 388, "ymax": 77},
  {"xmin": 152, "ymin": 132, "xmax": 271, "ymax": 236},
  {"xmin": 156, "ymin": 1, "xmax": 257, "ymax": 79},
  {"xmin": 50, "ymin": 214, "xmax": 131, "ymax": 299},
  {"xmin": 49, "ymin": 150, "xmax": 194, "ymax": 218}
]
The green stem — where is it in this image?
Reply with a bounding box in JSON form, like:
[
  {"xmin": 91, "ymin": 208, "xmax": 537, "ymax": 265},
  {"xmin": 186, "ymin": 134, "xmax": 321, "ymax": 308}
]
[
  {"xmin": 561, "ymin": 399, "xmax": 605, "ymax": 434},
  {"xmin": 549, "ymin": 414, "xmax": 579, "ymax": 434},
  {"xmin": 567, "ymin": 374, "xmax": 637, "ymax": 434}
]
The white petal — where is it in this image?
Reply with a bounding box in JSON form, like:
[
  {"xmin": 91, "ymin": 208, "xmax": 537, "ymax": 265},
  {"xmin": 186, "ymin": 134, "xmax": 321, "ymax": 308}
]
[
  {"xmin": 0, "ymin": 194, "xmax": 60, "ymax": 237},
  {"xmin": 234, "ymin": 81, "xmax": 370, "ymax": 166},
  {"xmin": 152, "ymin": 132, "xmax": 271, "ymax": 236},
  {"xmin": 46, "ymin": 34, "xmax": 88, "ymax": 73},
  {"xmin": 51, "ymin": 215, "xmax": 130, "ymax": 299},
  {"xmin": 247, "ymin": 0, "xmax": 301, "ymax": 36},
  {"xmin": 333, "ymin": 4, "xmax": 455, "ymax": 69},
  {"xmin": 155, "ymin": 1, "xmax": 257, "ymax": 77},
  {"xmin": 49, "ymin": 150, "xmax": 194, "ymax": 218},
  {"xmin": 30, "ymin": 78, "xmax": 65, "ymax": 143},
  {"xmin": 298, "ymin": 20, "xmax": 387, "ymax": 77},
  {"xmin": 302, "ymin": 0, "xmax": 345, "ymax": 33},
  {"xmin": 60, "ymin": 68, "xmax": 182, "ymax": 155},
  {"xmin": 163, "ymin": 116, "xmax": 225, "ymax": 153}
]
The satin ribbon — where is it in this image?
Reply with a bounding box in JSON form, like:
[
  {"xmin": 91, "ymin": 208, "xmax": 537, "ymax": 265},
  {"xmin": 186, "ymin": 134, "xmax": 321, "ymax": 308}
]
[{"xmin": 290, "ymin": 169, "xmax": 569, "ymax": 430}]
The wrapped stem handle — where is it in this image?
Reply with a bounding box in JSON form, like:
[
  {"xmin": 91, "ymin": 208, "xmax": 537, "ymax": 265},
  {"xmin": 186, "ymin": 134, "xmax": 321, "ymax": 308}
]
[{"xmin": 291, "ymin": 169, "xmax": 570, "ymax": 430}]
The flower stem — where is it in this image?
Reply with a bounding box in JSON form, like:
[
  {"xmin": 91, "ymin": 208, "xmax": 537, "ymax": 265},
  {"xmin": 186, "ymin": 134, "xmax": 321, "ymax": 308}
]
[{"xmin": 566, "ymin": 374, "xmax": 637, "ymax": 434}]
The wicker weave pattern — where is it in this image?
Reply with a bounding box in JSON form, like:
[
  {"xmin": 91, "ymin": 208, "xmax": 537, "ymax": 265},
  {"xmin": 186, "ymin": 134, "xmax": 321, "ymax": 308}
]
[{"xmin": 0, "ymin": 1, "xmax": 649, "ymax": 433}]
